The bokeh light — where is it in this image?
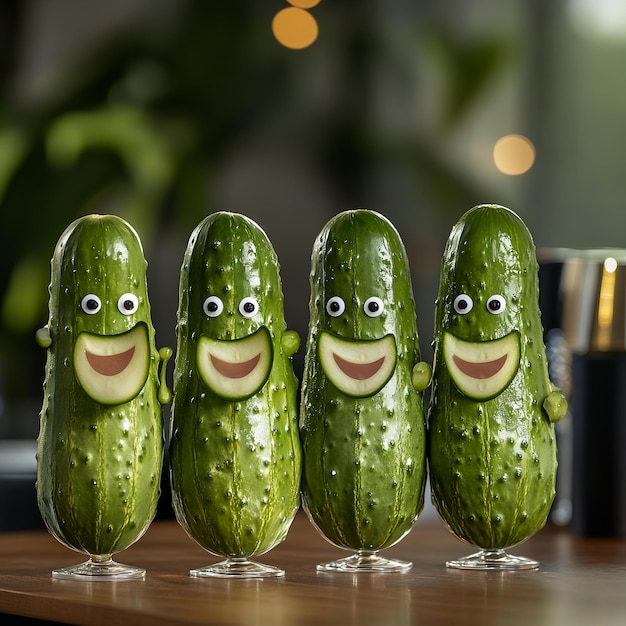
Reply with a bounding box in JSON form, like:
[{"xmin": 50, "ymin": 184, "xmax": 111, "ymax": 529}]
[
  {"xmin": 604, "ymin": 256, "xmax": 618, "ymax": 273},
  {"xmin": 568, "ymin": 0, "xmax": 626, "ymax": 38},
  {"xmin": 272, "ymin": 7, "xmax": 319, "ymax": 50},
  {"xmin": 493, "ymin": 134, "xmax": 536, "ymax": 176},
  {"xmin": 287, "ymin": 0, "xmax": 322, "ymax": 8}
]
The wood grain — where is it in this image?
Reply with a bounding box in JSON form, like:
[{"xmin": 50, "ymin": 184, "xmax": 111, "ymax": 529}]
[{"xmin": 1, "ymin": 511, "xmax": 625, "ymax": 626}]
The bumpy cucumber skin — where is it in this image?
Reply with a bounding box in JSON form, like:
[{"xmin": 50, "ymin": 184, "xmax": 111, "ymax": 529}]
[
  {"xmin": 428, "ymin": 204, "xmax": 557, "ymax": 550},
  {"xmin": 169, "ymin": 212, "xmax": 301, "ymax": 559},
  {"xmin": 300, "ymin": 209, "xmax": 427, "ymax": 551},
  {"xmin": 36, "ymin": 215, "xmax": 166, "ymax": 557}
]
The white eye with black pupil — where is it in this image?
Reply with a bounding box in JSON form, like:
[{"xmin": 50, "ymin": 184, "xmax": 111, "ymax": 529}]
[
  {"xmin": 118, "ymin": 293, "xmax": 139, "ymax": 315},
  {"xmin": 486, "ymin": 294, "xmax": 506, "ymax": 314},
  {"xmin": 203, "ymin": 296, "xmax": 224, "ymax": 318},
  {"xmin": 454, "ymin": 294, "xmax": 473, "ymax": 315},
  {"xmin": 239, "ymin": 297, "xmax": 259, "ymax": 318},
  {"xmin": 364, "ymin": 296, "xmax": 384, "ymax": 317},
  {"xmin": 81, "ymin": 294, "xmax": 101, "ymax": 314},
  {"xmin": 326, "ymin": 296, "xmax": 345, "ymax": 317}
]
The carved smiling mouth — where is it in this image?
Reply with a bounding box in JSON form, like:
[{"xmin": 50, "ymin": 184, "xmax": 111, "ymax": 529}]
[
  {"xmin": 318, "ymin": 331, "xmax": 396, "ymax": 397},
  {"xmin": 443, "ymin": 331, "xmax": 520, "ymax": 400},
  {"xmin": 209, "ymin": 353, "xmax": 261, "ymax": 379},
  {"xmin": 452, "ymin": 353, "xmax": 508, "ymax": 380},
  {"xmin": 74, "ymin": 324, "xmax": 150, "ymax": 405},
  {"xmin": 197, "ymin": 327, "xmax": 272, "ymax": 400},
  {"xmin": 332, "ymin": 353, "xmax": 386, "ymax": 380},
  {"xmin": 86, "ymin": 346, "xmax": 136, "ymax": 376}
]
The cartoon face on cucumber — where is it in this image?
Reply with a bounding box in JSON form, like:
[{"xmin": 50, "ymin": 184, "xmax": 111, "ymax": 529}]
[
  {"xmin": 317, "ymin": 301, "xmax": 397, "ymax": 398},
  {"xmin": 195, "ymin": 304, "xmax": 274, "ymax": 401},
  {"xmin": 441, "ymin": 290, "xmax": 521, "ymax": 401},
  {"xmin": 72, "ymin": 295, "xmax": 151, "ymax": 405}
]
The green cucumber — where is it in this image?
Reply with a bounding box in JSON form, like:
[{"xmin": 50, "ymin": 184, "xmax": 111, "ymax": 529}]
[
  {"xmin": 35, "ymin": 214, "xmax": 172, "ymax": 557},
  {"xmin": 428, "ymin": 204, "xmax": 567, "ymax": 550},
  {"xmin": 169, "ymin": 212, "xmax": 302, "ymax": 559},
  {"xmin": 300, "ymin": 209, "xmax": 430, "ymax": 551}
]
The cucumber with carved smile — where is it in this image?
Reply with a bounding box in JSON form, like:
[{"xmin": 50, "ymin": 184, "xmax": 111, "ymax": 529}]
[
  {"xmin": 35, "ymin": 214, "xmax": 171, "ymax": 558},
  {"xmin": 300, "ymin": 209, "xmax": 431, "ymax": 552},
  {"xmin": 428, "ymin": 204, "xmax": 567, "ymax": 551},
  {"xmin": 169, "ymin": 212, "xmax": 301, "ymax": 561}
]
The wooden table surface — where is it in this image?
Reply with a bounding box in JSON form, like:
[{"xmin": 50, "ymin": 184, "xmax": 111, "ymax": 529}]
[{"xmin": 0, "ymin": 511, "xmax": 625, "ymax": 626}]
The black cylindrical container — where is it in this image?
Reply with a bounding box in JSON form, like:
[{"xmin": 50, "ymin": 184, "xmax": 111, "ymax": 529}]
[{"xmin": 571, "ymin": 353, "xmax": 626, "ymax": 536}]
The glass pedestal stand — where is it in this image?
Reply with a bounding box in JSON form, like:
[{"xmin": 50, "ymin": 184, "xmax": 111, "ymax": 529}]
[
  {"xmin": 190, "ymin": 557, "xmax": 284, "ymax": 578},
  {"xmin": 446, "ymin": 548, "xmax": 538, "ymax": 571},
  {"xmin": 317, "ymin": 549, "xmax": 412, "ymax": 573},
  {"xmin": 52, "ymin": 554, "xmax": 146, "ymax": 580}
]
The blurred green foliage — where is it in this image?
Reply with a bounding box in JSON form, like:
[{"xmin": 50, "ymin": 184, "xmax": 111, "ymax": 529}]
[{"xmin": 0, "ymin": 1, "xmax": 509, "ymax": 435}]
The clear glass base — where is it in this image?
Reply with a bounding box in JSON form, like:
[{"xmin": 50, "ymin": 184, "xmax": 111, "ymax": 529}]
[
  {"xmin": 317, "ymin": 550, "xmax": 412, "ymax": 573},
  {"xmin": 190, "ymin": 558, "xmax": 285, "ymax": 579},
  {"xmin": 446, "ymin": 549, "xmax": 539, "ymax": 571},
  {"xmin": 52, "ymin": 555, "xmax": 146, "ymax": 580}
]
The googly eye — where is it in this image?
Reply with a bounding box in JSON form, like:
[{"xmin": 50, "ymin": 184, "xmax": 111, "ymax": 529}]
[
  {"xmin": 80, "ymin": 294, "xmax": 101, "ymax": 315},
  {"xmin": 118, "ymin": 293, "xmax": 139, "ymax": 315},
  {"xmin": 239, "ymin": 297, "xmax": 259, "ymax": 318},
  {"xmin": 486, "ymin": 294, "xmax": 506, "ymax": 315},
  {"xmin": 326, "ymin": 296, "xmax": 346, "ymax": 317},
  {"xmin": 363, "ymin": 296, "xmax": 384, "ymax": 317},
  {"xmin": 203, "ymin": 296, "xmax": 224, "ymax": 318},
  {"xmin": 453, "ymin": 294, "xmax": 473, "ymax": 315}
]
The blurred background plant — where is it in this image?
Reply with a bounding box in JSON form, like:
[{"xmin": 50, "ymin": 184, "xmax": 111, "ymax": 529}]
[{"xmin": 2, "ymin": 0, "xmax": 626, "ymax": 442}]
